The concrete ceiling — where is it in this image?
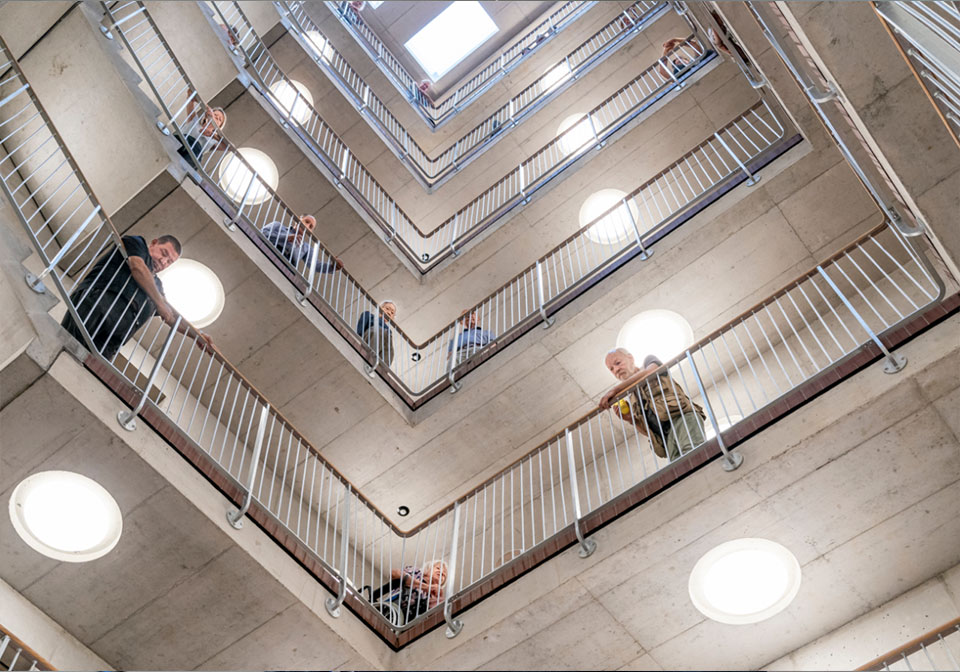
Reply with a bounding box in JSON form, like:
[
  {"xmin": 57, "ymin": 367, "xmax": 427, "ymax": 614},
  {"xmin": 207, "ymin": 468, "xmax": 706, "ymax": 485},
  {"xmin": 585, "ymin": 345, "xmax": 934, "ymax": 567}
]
[
  {"xmin": 4, "ymin": 1, "xmax": 960, "ymax": 668},
  {"xmin": 398, "ymin": 315, "xmax": 960, "ymax": 669},
  {"xmin": 0, "ymin": 368, "xmax": 372, "ymax": 671},
  {"xmin": 337, "ymin": 0, "xmax": 555, "ymax": 98}
]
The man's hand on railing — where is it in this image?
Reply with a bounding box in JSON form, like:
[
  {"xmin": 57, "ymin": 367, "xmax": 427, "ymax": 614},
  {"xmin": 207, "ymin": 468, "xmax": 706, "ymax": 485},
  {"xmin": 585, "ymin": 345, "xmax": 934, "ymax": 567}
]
[
  {"xmin": 155, "ymin": 299, "xmax": 177, "ymax": 325},
  {"xmin": 599, "ymin": 389, "xmax": 620, "ymax": 410}
]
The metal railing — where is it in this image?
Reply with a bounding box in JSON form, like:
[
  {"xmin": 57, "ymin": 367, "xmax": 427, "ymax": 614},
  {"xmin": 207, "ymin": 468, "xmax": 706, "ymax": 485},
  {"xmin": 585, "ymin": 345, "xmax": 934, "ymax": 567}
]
[
  {"xmin": 747, "ymin": 2, "xmax": 937, "ymax": 243},
  {"xmin": 2, "ymin": 35, "xmax": 950, "ymax": 646},
  {"xmin": 323, "ymin": 0, "xmax": 599, "ymax": 130},
  {"xmin": 0, "ymin": 628, "xmax": 51, "ymax": 672},
  {"xmin": 857, "ymin": 618, "xmax": 960, "ymax": 671},
  {"xmin": 207, "ymin": 0, "xmax": 713, "ymax": 273},
  {"xmin": 269, "ymin": 0, "xmax": 667, "ymax": 189},
  {"xmin": 873, "ymin": 1, "xmax": 960, "ymax": 149},
  {"xmin": 101, "ymin": 1, "xmax": 794, "ymax": 408}
]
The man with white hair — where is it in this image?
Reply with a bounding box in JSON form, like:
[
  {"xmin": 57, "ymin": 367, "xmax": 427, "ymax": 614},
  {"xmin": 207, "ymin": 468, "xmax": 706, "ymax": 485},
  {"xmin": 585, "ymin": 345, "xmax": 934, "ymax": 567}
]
[{"xmin": 600, "ymin": 347, "xmax": 705, "ymax": 460}]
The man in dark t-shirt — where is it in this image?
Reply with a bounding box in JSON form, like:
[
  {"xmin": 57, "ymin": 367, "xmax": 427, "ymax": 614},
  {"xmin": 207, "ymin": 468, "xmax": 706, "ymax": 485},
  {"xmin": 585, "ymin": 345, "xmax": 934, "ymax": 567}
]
[{"xmin": 61, "ymin": 234, "xmax": 213, "ymax": 359}]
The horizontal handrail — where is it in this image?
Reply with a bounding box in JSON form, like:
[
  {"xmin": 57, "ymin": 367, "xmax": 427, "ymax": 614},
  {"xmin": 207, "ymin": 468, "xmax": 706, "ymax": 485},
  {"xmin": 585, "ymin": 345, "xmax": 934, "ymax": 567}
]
[
  {"xmin": 211, "ymin": 0, "xmax": 711, "ymax": 273},
  {"xmin": 0, "ymin": 626, "xmax": 53, "ymax": 671},
  {"xmin": 270, "ymin": 0, "xmax": 666, "ymax": 189},
  {"xmin": 856, "ymin": 617, "xmax": 960, "ymax": 671},
  {"xmin": 323, "ymin": 0, "xmax": 600, "ymax": 130},
  {"xmin": 872, "ymin": 1, "xmax": 960, "ymax": 149},
  {"xmin": 103, "ymin": 1, "xmax": 793, "ymax": 408},
  {"xmin": 4, "ymin": 32, "xmax": 950, "ymax": 642}
]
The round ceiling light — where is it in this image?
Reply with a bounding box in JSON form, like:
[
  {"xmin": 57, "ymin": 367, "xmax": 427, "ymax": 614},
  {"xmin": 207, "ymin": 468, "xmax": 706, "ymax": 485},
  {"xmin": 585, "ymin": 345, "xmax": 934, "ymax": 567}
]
[
  {"xmin": 305, "ymin": 30, "xmax": 335, "ymax": 63},
  {"xmin": 217, "ymin": 147, "xmax": 279, "ymax": 205},
  {"xmin": 616, "ymin": 309, "xmax": 694, "ymax": 364},
  {"xmin": 9, "ymin": 471, "xmax": 123, "ymax": 562},
  {"xmin": 158, "ymin": 258, "xmax": 225, "ymax": 328},
  {"xmin": 557, "ymin": 113, "xmax": 594, "ymax": 155},
  {"xmin": 689, "ymin": 538, "xmax": 801, "ymax": 624},
  {"xmin": 268, "ymin": 79, "xmax": 314, "ymax": 125},
  {"xmin": 580, "ymin": 189, "xmax": 640, "ymax": 246},
  {"xmin": 541, "ymin": 62, "xmax": 572, "ymax": 91}
]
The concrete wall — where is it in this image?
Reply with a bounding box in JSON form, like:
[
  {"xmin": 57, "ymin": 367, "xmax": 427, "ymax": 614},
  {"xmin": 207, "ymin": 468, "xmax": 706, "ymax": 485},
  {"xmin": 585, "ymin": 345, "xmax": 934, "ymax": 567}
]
[
  {"xmin": 767, "ymin": 563, "xmax": 960, "ymax": 671},
  {"xmin": 0, "ymin": 7, "xmax": 169, "ymax": 219}
]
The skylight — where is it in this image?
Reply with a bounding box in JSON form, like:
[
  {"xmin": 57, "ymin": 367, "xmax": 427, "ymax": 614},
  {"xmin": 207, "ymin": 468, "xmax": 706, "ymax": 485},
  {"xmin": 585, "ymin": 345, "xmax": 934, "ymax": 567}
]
[{"xmin": 404, "ymin": 2, "xmax": 499, "ymax": 82}]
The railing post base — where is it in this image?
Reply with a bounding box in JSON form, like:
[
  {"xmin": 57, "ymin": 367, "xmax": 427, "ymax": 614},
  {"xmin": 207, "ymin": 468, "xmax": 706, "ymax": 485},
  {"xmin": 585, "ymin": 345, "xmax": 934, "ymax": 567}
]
[
  {"xmin": 449, "ymin": 380, "xmax": 462, "ymax": 393},
  {"xmin": 325, "ymin": 597, "xmax": 342, "ymax": 618},
  {"xmin": 541, "ymin": 316, "xmax": 555, "ymax": 329},
  {"xmin": 295, "ymin": 292, "xmax": 308, "ymax": 305},
  {"xmin": 222, "ymin": 216, "xmax": 237, "ymax": 232},
  {"xmin": 744, "ymin": 174, "xmax": 761, "ymax": 187},
  {"xmin": 444, "ymin": 619, "xmax": 463, "ymax": 639},
  {"xmin": 883, "ymin": 352, "xmax": 907, "ymax": 374},
  {"xmin": 117, "ymin": 409, "xmax": 137, "ymax": 432},
  {"xmin": 638, "ymin": 249, "xmax": 653, "ymax": 261},
  {"xmin": 156, "ymin": 121, "xmax": 170, "ymax": 136},
  {"xmin": 578, "ymin": 537, "xmax": 597, "ymax": 558},
  {"xmin": 363, "ymin": 363, "xmax": 378, "ymax": 378},
  {"xmin": 23, "ymin": 272, "xmax": 46, "ymax": 294},
  {"xmin": 99, "ymin": 25, "xmax": 114, "ymax": 40},
  {"xmin": 720, "ymin": 451, "xmax": 744, "ymax": 472},
  {"xmin": 225, "ymin": 508, "xmax": 244, "ymax": 529}
]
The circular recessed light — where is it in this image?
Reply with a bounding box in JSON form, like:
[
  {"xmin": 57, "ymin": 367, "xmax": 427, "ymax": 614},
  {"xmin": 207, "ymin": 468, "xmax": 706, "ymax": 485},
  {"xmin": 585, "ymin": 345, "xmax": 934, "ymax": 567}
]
[
  {"xmin": 397, "ymin": 505, "xmax": 410, "ymax": 517},
  {"xmin": 580, "ymin": 189, "xmax": 640, "ymax": 246},
  {"xmin": 705, "ymin": 414, "xmax": 743, "ymax": 440},
  {"xmin": 305, "ymin": 30, "xmax": 335, "ymax": 63},
  {"xmin": 557, "ymin": 113, "xmax": 594, "ymax": 155},
  {"xmin": 542, "ymin": 62, "xmax": 571, "ymax": 90},
  {"xmin": 268, "ymin": 79, "xmax": 314, "ymax": 125},
  {"xmin": 9, "ymin": 471, "xmax": 123, "ymax": 562},
  {"xmin": 616, "ymin": 309, "xmax": 694, "ymax": 364},
  {"xmin": 217, "ymin": 147, "xmax": 279, "ymax": 205},
  {"xmin": 689, "ymin": 538, "xmax": 801, "ymax": 624},
  {"xmin": 158, "ymin": 258, "xmax": 225, "ymax": 328}
]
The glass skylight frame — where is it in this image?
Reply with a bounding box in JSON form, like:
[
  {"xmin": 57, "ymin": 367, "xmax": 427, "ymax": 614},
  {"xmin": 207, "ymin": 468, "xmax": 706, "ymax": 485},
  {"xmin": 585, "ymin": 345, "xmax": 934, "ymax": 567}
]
[{"xmin": 404, "ymin": 1, "xmax": 499, "ymax": 83}]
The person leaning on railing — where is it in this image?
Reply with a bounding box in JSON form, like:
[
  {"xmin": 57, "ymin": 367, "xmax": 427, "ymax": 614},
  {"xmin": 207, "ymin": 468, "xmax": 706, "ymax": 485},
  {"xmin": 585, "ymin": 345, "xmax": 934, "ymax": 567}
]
[
  {"xmin": 61, "ymin": 235, "xmax": 216, "ymax": 359},
  {"xmin": 448, "ymin": 309, "xmax": 496, "ymax": 365},
  {"xmin": 363, "ymin": 560, "xmax": 448, "ymax": 621},
  {"xmin": 600, "ymin": 348, "xmax": 705, "ymax": 461},
  {"xmin": 356, "ymin": 300, "xmax": 397, "ymax": 367},
  {"xmin": 260, "ymin": 214, "xmax": 343, "ymax": 273},
  {"xmin": 178, "ymin": 93, "xmax": 226, "ymax": 166},
  {"xmin": 657, "ymin": 37, "xmax": 711, "ymax": 80}
]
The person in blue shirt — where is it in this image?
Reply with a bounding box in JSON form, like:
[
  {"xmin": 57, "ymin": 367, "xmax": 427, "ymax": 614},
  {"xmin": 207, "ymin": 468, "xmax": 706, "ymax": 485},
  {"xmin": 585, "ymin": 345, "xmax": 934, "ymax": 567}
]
[
  {"xmin": 260, "ymin": 214, "xmax": 342, "ymax": 274},
  {"xmin": 448, "ymin": 309, "xmax": 496, "ymax": 365},
  {"xmin": 356, "ymin": 300, "xmax": 396, "ymax": 366}
]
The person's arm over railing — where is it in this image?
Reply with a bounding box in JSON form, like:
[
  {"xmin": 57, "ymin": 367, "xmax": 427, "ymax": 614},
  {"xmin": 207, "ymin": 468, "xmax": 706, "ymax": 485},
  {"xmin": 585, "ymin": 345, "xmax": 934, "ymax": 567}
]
[
  {"xmin": 599, "ymin": 362, "xmax": 659, "ymax": 409},
  {"xmin": 127, "ymin": 255, "xmax": 175, "ymax": 323}
]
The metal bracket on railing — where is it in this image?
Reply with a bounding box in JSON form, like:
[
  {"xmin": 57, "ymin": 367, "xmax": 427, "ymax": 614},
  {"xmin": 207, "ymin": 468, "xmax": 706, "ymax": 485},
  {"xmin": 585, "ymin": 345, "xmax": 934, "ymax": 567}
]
[
  {"xmin": 685, "ymin": 350, "xmax": 744, "ymax": 471},
  {"xmin": 226, "ymin": 403, "xmax": 270, "ymax": 528},
  {"xmin": 887, "ymin": 207, "xmax": 925, "ymax": 237},
  {"xmin": 535, "ymin": 260, "xmax": 555, "ymax": 329},
  {"xmin": 117, "ymin": 316, "xmax": 182, "ymax": 431},
  {"xmin": 325, "ymin": 483, "xmax": 351, "ymax": 617},
  {"xmin": 564, "ymin": 429, "xmax": 597, "ymax": 558},
  {"xmin": 443, "ymin": 502, "xmax": 464, "ymax": 638},
  {"xmin": 622, "ymin": 197, "xmax": 651, "ymax": 261},
  {"xmin": 447, "ymin": 324, "xmax": 463, "ymax": 393},
  {"xmin": 449, "ymin": 214, "xmax": 461, "ymax": 257},
  {"xmin": 805, "ymin": 81, "xmax": 838, "ymax": 103},
  {"xmin": 156, "ymin": 121, "xmax": 171, "ymax": 136},
  {"xmin": 816, "ymin": 265, "xmax": 907, "ymax": 374},
  {"xmin": 713, "ymin": 131, "xmax": 760, "ymax": 186},
  {"xmin": 363, "ymin": 307, "xmax": 382, "ymax": 377},
  {"xmin": 25, "ymin": 204, "xmax": 100, "ymax": 294},
  {"xmin": 296, "ymin": 241, "xmax": 320, "ymax": 305},
  {"xmin": 586, "ymin": 112, "xmax": 604, "ymax": 149}
]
